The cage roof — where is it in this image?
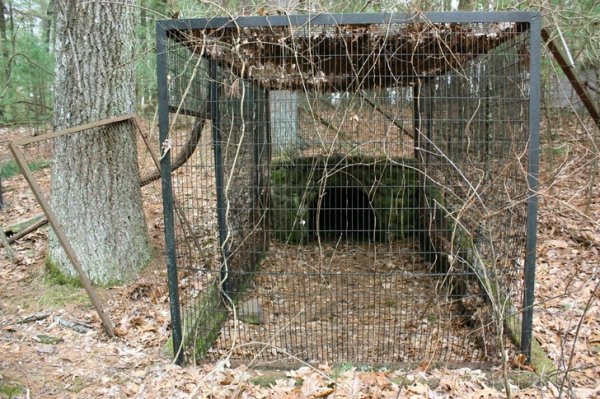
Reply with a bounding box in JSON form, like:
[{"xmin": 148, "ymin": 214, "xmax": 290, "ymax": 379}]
[{"xmin": 168, "ymin": 16, "xmax": 529, "ymax": 91}]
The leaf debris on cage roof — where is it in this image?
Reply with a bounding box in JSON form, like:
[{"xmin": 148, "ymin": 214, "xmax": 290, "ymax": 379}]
[{"xmin": 169, "ymin": 20, "xmax": 529, "ymax": 91}]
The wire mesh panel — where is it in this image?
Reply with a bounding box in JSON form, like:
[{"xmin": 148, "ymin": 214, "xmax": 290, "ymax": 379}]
[{"xmin": 157, "ymin": 12, "xmax": 540, "ymax": 365}]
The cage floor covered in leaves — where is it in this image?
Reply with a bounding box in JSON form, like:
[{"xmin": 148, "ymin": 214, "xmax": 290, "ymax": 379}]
[
  {"xmin": 158, "ymin": 12, "xmax": 541, "ymax": 365},
  {"xmin": 211, "ymin": 241, "xmax": 491, "ymax": 364}
]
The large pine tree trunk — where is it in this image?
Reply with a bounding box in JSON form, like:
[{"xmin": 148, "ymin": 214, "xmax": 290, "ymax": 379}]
[{"xmin": 48, "ymin": 0, "xmax": 150, "ymax": 285}]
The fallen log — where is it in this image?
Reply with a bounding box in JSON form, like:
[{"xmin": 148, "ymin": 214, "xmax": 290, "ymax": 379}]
[{"xmin": 7, "ymin": 217, "xmax": 48, "ymax": 244}]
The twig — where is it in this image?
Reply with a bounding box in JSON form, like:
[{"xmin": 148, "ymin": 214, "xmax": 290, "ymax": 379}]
[
  {"xmin": 557, "ymin": 276, "xmax": 600, "ymax": 398},
  {"xmin": 53, "ymin": 316, "xmax": 92, "ymax": 333},
  {"xmin": 7, "ymin": 218, "xmax": 48, "ymax": 244},
  {"xmin": 359, "ymin": 93, "xmax": 414, "ymax": 139},
  {"xmin": 17, "ymin": 311, "xmax": 51, "ymax": 324}
]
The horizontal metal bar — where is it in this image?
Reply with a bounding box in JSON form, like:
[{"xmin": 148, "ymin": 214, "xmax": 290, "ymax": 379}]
[
  {"xmin": 13, "ymin": 114, "xmax": 136, "ymax": 146},
  {"xmin": 158, "ymin": 11, "xmax": 539, "ymax": 31}
]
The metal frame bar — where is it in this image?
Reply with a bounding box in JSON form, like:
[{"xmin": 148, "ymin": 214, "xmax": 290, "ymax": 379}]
[
  {"xmin": 521, "ymin": 14, "xmax": 542, "ymax": 360},
  {"xmin": 14, "ymin": 114, "xmax": 135, "ymax": 146},
  {"xmin": 6, "ymin": 115, "xmax": 150, "ymax": 338},
  {"xmin": 157, "ymin": 22, "xmax": 184, "ymax": 365},
  {"xmin": 209, "ymin": 59, "xmax": 231, "ymax": 296},
  {"xmin": 541, "ymin": 28, "xmax": 600, "ymax": 130},
  {"xmin": 157, "ymin": 11, "xmax": 539, "ymax": 31}
]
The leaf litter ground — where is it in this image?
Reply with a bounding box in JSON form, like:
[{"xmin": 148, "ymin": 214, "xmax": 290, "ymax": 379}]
[{"xmin": 0, "ymin": 116, "xmax": 598, "ymax": 398}]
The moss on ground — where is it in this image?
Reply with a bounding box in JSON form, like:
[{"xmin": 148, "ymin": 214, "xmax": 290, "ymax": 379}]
[
  {"xmin": 44, "ymin": 257, "xmax": 83, "ymax": 287},
  {"xmin": 0, "ymin": 382, "xmax": 24, "ymax": 399},
  {"xmin": 44, "ymin": 246, "xmax": 155, "ymax": 288},
  {"xmin": 162, "ymin": 281, "xmax": 228, "ymax": 360},
  {"xmin": 0, "ymin": 159, "xmax": 50, "ymax": 179}
]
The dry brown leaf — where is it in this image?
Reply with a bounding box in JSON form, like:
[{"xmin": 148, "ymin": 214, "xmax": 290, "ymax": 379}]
[
  {"xmin": 466, "ymin": 385, "xmax": 501, "ymax": 399},
  {"xmin": 511, "ymin": 354, "xmax": 534, "ymax": 371},
  {"xmin": 545, "ymin": 239, "xmax": 570, "ymax": 248},
  {"xmin": 300, "ymin": 373, "xmax": 327, "ymax": 398},
  {"xmin": 406, "ymin": 382, "xmax": 429, "ymax": 396}
]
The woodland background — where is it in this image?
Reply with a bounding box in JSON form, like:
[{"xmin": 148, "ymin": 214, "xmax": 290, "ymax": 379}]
[{"xmin": 0, "ymin": 0, "xmax": 599, "ymax": 398}]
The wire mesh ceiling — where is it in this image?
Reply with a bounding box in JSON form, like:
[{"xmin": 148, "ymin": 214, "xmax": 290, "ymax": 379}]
[{"xmin": 169, "ymin": 19, "xmax": 529, "ymax": 91}]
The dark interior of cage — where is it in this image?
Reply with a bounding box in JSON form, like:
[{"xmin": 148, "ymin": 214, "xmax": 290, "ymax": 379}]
[{"xmin": 167, "ymin": 25, "xmax": 530, "ymax": 364}]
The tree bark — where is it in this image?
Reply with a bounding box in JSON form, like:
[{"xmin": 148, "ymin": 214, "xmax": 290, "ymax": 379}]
[{"xmin": 49, "ymin": 0, "xmax": 150, "ymax": 285}]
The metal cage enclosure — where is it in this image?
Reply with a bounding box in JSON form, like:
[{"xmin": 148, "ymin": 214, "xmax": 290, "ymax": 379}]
[{"xmin": 157, "ymin": 12, "xmax": 541, "ymax": 365}]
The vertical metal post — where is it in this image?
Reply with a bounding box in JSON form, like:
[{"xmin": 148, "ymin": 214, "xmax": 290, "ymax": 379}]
[
  {"xmin": 413, "ymin": 84, "xmax": 421, "ymax": 161},
  {"xmin": 250, "ymin": 86, "xmax": 261, "ymax": 257},
  {"xmin": 425, "ymin": 81, "xmax": 433, "ymax": 165},
  {"xmin": 413, "ymin": 83, "xmax": 428, "ymax": 252},
  {"xmin": 264, "ymin": 88, "xmax": 273, "ymax": 250},
  {"xmin": 521, "ymin": 15, "xmax": 542, "ymax": 360},
  {"xmin": 156, "ymin": 23, "xmax": 183, "ymax": 365},
  {"xmin": 210, "ymin": 60, "xmax": 231, "ymax": 295}
]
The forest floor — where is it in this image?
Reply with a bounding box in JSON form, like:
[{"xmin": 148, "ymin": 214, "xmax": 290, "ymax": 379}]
[{"xmin": 0, "ymin": 115, "xmax": 598, "ymax": 398}]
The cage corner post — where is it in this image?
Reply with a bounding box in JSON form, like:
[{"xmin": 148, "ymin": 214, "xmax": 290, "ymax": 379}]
[
  {"xmin": 156, "ymin": 20, "xmax": 184, "ymax": 365},
  {"xmin": 521, "ymin": 13, "xmax": 542, "ymax": 362}
]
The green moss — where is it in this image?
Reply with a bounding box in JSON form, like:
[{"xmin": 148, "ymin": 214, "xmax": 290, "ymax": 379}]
[
  {"xmin": 65, "ymin": 376, "xmax": 89, "ymax": 393},
  {"xmin": 391, "ymin": 376, "xmax": 411, "ymax": 387},
  {"xmin": 0, "ymin": 382, "xmax": 24, "ymax": 399},
  {"xmin": 0, "ymin": 159, "xmax": 50, "ymax": 179},
  {"xmin": 44, "ymin": 257, "xmax": 83, "ymax": 287},
  {"xmin": 489, "ymin": 371, "xmax": 541, "ymax": 390},
  {"xmin": 190, "ymin": 286, "xmax": 228, "ymax": 358},
  {"xmin": 249, "ymin": 374, "xmax": 281, "ymax": 388},
  {"xmin": 37, "ymin": 281, "xmax": 90, "ymax": 308},
  {"xmin": 270, "ymin": 156, "xmax": 419, "ymax": 243},
  {"xmin": 44, "ymin": 246, "xmax": 155, "ymax": 288},
  {"xmin": 426, "ymin": 314, "xmax": 438, "ymax": 322},
  {"xmin": 384, "ymin": 299, "xmax": 397, "ymax": 307},
  {"xmin": 35, "ymin": 334, "xmax": 63, "ymax": 345},
  {"xmin": 330, "ymin": 362, "xmax": 355, "ymax": 380},
  {"xmin": 163, "ymin": 281, "xmax": 228, "ymax": 360}
]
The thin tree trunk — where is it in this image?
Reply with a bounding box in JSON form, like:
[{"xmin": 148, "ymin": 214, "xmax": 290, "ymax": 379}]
[
  {"xmin": 6, "ymin": 0, "xmax": 13, "ymax": 53},
  {"xmin": 43, "ymin": 0, "xmax": 54, "ymax": 52},
  {"xmin": 140, "ymin": 0, "xmax": 146, "ymax": 28},
  {"xmin": 458, "ymin": 0, "xmax": 475, "ymax": 10},
  {"xmin": 0, "ymin": 0, "xmax": 8, "ymax": 59},
  {"xmin": 49, "ymin": 0, "xmax": 150, "ymax": 285}
]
